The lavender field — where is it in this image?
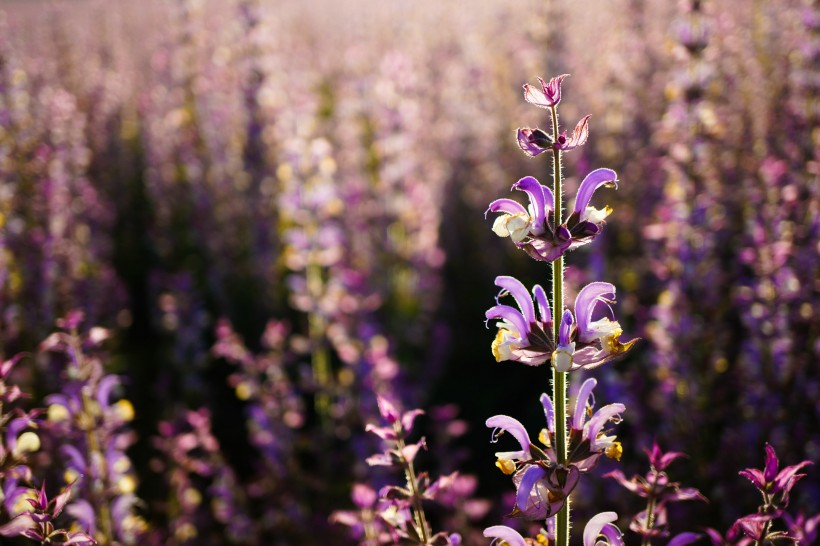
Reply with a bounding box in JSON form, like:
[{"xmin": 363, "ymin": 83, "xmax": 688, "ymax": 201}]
[{"xmin": 0, "ymin": 0, "xmax": 818, "ymax": 544}]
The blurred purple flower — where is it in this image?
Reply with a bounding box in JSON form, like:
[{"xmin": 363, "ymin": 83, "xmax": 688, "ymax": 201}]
[{"xmin": 738, "ymin": 443, "xmax": 812, "ymax": 509}]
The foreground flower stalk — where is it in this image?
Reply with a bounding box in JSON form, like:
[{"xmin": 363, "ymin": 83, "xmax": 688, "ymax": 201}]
[
  {"xmin": 549, "ymin": 97, "xmax": 570, "ymax": 546},
  {"xmin": 485, "ymin": 74, "xmax": 635, "ymax": 546}
]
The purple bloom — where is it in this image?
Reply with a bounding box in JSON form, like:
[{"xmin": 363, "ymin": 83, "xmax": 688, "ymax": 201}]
[
  {"xmin": 522, "ymin": 74, "xmax": 568, "ymax": 108},
  {"xmin": 487, "ymin": 169, "xmax": 619, "ymax": 261},
  {"xmin": 517, "ymin": 115, "xmax": 591, "ymax": 156},
  {"xmin": 486, "ymin": 277, "xmax": 636, "ymax": 370},
  {"xmin": 484, "ymin": 512, "xmax": 623, "ymax": 546},
  {"xmin": 738, "ymin": 443, "xmax": 812, "ymax": 508}
]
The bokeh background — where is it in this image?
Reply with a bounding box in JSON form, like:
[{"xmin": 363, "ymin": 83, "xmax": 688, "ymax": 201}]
[{"xmin": 0, "ymin": 0, "xmax": 818, "ymax": 544}]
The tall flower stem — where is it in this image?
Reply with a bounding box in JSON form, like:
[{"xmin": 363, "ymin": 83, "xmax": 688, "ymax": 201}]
[
  {"xmin": 395, "ymin": 422, "xmax": 430, "ymax": 544},
  {"xmin": 549, "ymin": 104, "xmax": 570, "ymax": 546}
]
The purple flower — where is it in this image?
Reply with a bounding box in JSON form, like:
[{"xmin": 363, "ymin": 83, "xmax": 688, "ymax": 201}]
[
  {"xmin": 517, "ymin": 115, "xmax": 591, "ymax": 156},
  {"xmin": 486, "ymin": 277, "xmax": 636, "ymax": 370},
  {"xmin": 738, "ymin": 443, "xmax": 812, "ymax": 508},
  {"xmin": 487, "ymin": 169, "xmax": 619, "ymax": 261},
  {"xmin": 484, "ymin": 512, "xmax": 623, "ymax": 546},
  {"xmin": 522, "ymin": 74, "xmax": 568, "ymax": 108}
]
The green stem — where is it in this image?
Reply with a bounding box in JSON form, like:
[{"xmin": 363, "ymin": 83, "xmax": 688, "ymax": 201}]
[
  {"xmin": 396, "ymin": 422, "xmax": 430, "ymax": 544},
  {"xmin": 641, "ymin": 470, "xmax": 662, "ymax": 546},
  {"xmin": 550, "ymin": 104, "xmax": 570, "ymax": 546}
]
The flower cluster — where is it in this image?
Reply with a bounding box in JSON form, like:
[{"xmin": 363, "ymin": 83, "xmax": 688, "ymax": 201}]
[
  {"xmin": 482, "ymin": 74, "xmax": 633, "ymax": 546},
  {"xmin": 704, "ymin": 443, "xmax": 817, "ymax": 545},
  {"xmin": 606, "ymin": 441, "xmax": 705, "ymax": 544},
  {"xmin": 333, "ymin": 396, "xmax": 461, "ymax": 545},
  {"xmin": 486, "ymin": 277, "xmax": 636, "ymax": 370},
  {"xmin": 488, "ymin": 169, "xmax": 619, "ymax": 261},
  {"xmin": 0, "ymin": 481, "xmax": 95, "ymax": 545},
  {"xmin": 486, "ymin": 378, "xmax": 624, "ymax": 519}
]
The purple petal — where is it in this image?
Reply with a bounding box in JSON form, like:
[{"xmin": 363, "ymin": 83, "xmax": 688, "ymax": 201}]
[
  {"xmin": 495, "ymin": 276, "xmax": 536, "ymax": 325},
  {"xmin": 485, "ymin": 305, "xmax": 529, "ymax": 339},
  {"xmin": 351, "ymin": 484, "xmax": 377, "ymax": 509},
  {"xmin": 573, "ymin": 378, "xmax": 597, "ymax": 430},
  {"xmin": 512, "ymin": 176, "xmax": 547, "ymax": 231},
  {"xmin": 376, "ymin": 396, "xmax": 399, "ymax": 424},
  {"xmin": 96, "ymin": 375, "xmax": 120, "ymax": 409},
  {"xmin": 486, "ymin": 198, "xmax": 527, "ymax": 218},
  {"xmin": 763, "ymin": 443, "xmax": 780, "ymax": 483},
  {"xmin": 584, "ymin": 512, "xmax": 620, "ymax": 546},
  {"xmin": 574, "ymin": 282, "xmax": 616, "ymax": 343},
  {"xmin": 540, "ymin": 393, "xmax": 555, "ymax": 433},
  {"xmin": 559, "ymin": 310, "xmax": 573, "ymax": 347},
  {"xmin": 533, "ymin": 285, "xmax": 551, "ymax": 324},
  {"xmin": 572, "ymin": 168, "xmax": 618, "ymax": 217},
  {"xmin": 483, "ymin": 525, "xmax": 527, "ymax": 546},
  {"xmin": 516, "ymin": 465, "xmax": 547, "ymax": 513},
  {"xmin": 587, "ymin": 403, "xmax": 626, "ymax": 446},
  {"xmin": 0, "ymin": 513, "xmax": 36, "ymax": 537},
  {"xmin": 739, "ymin": 468, "xmax": 767, "ymax": 490},
  {"xmin": 66, "ymin": 500, "xmax": 96, "ymax": 533},
  {"xmin": 517, "ymin": 128, "xmax": 551, "ymax": 157},
  {"xmin": 773, "ymin": 460, "xmax": 812, "ymax": 495},
  {"xmin": 486, "ymin": 415, "xmax": 531, "ymax": 459},
  {"xmin": 401, "ymin": 409, "xmax": 425, "ymax": 433}
]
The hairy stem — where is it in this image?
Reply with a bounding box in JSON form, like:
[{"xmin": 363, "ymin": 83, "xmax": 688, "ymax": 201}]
[{"xmin": 550, "ymin": 104, "xmax": 570, "ymax": 546}]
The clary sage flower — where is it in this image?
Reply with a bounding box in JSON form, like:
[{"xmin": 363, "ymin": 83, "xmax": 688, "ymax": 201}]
[
  {"xmin": 486, "ymin": 277, "xmax": 636, "ymax": 370},
  {"xmin": 483, "ymin": 511, "xmax": 624, "ymax": 546},
  {"xmin": 487, "ymin": 169, "xmax": 619, "ymax": 261},
  {"xmin": 485, "ymin": 380, "xmax": 624, "ymax": 520}
]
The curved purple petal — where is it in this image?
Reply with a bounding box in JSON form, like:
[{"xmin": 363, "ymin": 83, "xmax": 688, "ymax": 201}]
[
  {"xmin": 516, "ymin": 465, "xmax": 547, "ymax": 513},
  {"xmin": 483, "ymin": 525, "xmax": 527, "ymax": 546},
  {"xmin": 573, "ymin": 378, "xmax": 597, "ymax": 430},
  {"xmin": 583, "ymin": 512, "xmax": 620, "ymax": 546},
  {"xmin": 763, "ymin": 443, "xmax": 780, "ymax": 483},
  {"xmin": 66, "ymin": 499, "xmax": 96, "ymax": 534},
  {"xmin": 540, "ymin": 393, "xmax": 555, "ymax": 433},
  {"xmin": 668, "ymin": 533, "xmax": 703, "ymax": 546},
  {"xmin": 486, "ymin": 198, "xmax": 528, "ymax": 218},
  {"xmin": 517, "ymin": 128, "xmax": 551, "ymax": 157},
  {"xmin": 512, "ymin": 176, "xmax": 547, "ymax": 232},
  {"xmin": 0, "ymin": 513, "xmax": 36, "ymax": 537},
  {"xmin": 495, "ymin": 276, "xmax": 536, "ymax": 325},
  {"xmin": 485, "ymin": 305, "xmax": 529, "ymax": 339},
  {"xmin": 559, "ymin": 310, "xmax": 574, "ymax": 347},
  {"xmin": 573, "ymin": 168, "xmax": 618, "ymax": 216},
  {"xmin": 533, "ymin": 285, "xmax": 551, "ymax": 324},
  {"xmin": 587, "ymin": 403, "xmax": 626, "ymax": 447},
  {"xmin": 486, "ymin": 415, "xmax": 531, "ymax": 459},
  {"xmin": 575, "ymin": 282, "xmax": 616, "ymax": 343},
  {"xmin": 96, "ymin": 375, "xmax": 120, "ymax": 409},
  {"xmin": 773, "ymin": 460, "xmax": 812, "ymax": 495}
]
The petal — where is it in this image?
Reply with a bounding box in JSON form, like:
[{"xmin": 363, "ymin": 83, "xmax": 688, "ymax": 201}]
[
  {"xmin": 584, "ymin": 512, "xmax": 619, "ymax": 546},
  {"xmin": 486, "ymin": 415, "xmax": 531, "ymax": 459},
  {"xmin": 523, "ymin": 82, "xmax": 551, "ymax": 108},
  {"xmin": 574, "ymin": 282, "xmax": 616, "ymax": 343},
  {"xmin": 587, "ymin": 403, "xmax": 626, "ymax": 445},
  {"xmin": 0, "ymin": 513, "xmax": 36, "ymax": 537},
  {"xmin": 773, "ymin": 460, "xmax": 812, "ymax": 496},
  {"xmin": 485, "ymin": 305, "xmax": 529, "ymax": 339},
  {"xmin": 495, "ymin": 276, "xmax": 536, "ymax": 325},
  {"xmin": 667, "ymin": 533, "xmax": 703, "ymax": 546},
  {"xmin": 738, "ymin": 468, "xmax": 767, "ymax": 490},
  {"xmin": 572, "ymin": 168, "xmax": 618, "ymax": 218},
  {"xmin": 516, "ymin": 465, "xmax": 547, "ymax": 513},
  {"xmin": 559, "ymin": 310, "xmax": 574, "ymax": 347},
  {"xmin": 564, "ymin": 115, "xmax": 591, "ymax": 149},
  {"xmin": 533, "ymin": 285, "xmax": 551, "ymax": 324},
  {"xmin": 540, "ymin": 393, "xmax": 555, "ymax": 433},
  {"xmin": 763, "ymin": 443, "xmax": 780, "ymax": 483},
  {"xmin": 401, "ymin": 409, "xmax": 425, "ymax": 433},
  {"xmin": 573, "ymin": 378, "xmax": 598, "ymax": 431},
  {"xmin": 483, "ymin": 525, "xmax": 527, "ymax": 546},
  {"xmin": 486, "ymin": 198, "xmax": 528, "ymax": 218},
  {"xmin": 512, "ymin": 176, "xmax": 548, "ymax": 231},
  {"xmin": 517, "ymin": 128, "xmax": 551, "ymax": 157}
]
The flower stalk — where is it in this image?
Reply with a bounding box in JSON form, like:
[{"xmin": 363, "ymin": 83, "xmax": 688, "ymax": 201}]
[{"xmin": 550, "ymin": 102, "xmax": 570, "ymax": 546}]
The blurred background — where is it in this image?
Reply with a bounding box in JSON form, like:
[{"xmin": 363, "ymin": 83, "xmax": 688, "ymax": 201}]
[{"xmin": 0, "ymin": 0, "xmax": 818, "ymax": 544}]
